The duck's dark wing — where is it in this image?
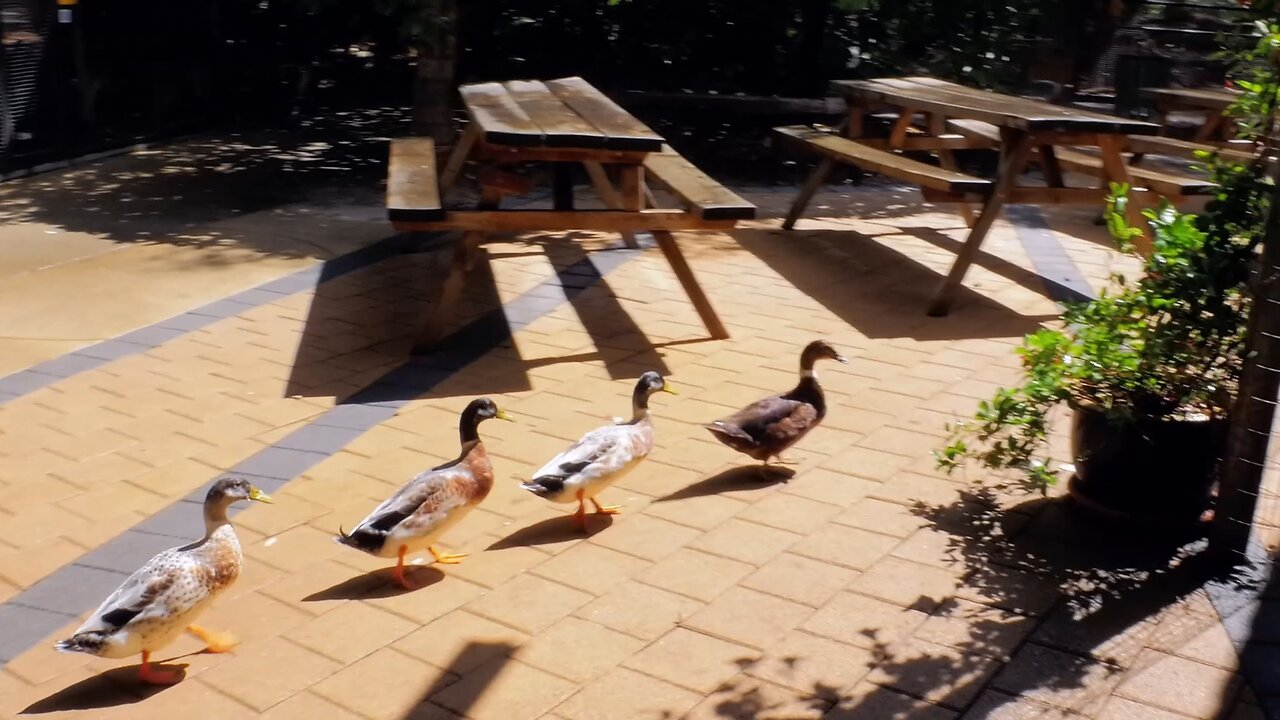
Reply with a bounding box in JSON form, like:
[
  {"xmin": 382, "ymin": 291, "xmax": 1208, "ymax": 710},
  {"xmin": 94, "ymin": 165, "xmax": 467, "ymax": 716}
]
[{"xmin": 707, "ymin": 396, "xmax": 818, "ymax": 446}]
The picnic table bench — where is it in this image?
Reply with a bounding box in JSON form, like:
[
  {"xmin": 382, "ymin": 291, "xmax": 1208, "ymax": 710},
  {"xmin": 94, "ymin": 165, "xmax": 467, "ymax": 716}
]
[
  {"xmin": 386, "ymin": 76, "xmax": 755, "ymax": 352},
  {"xmin": 1142, "ymin": 86, "xmax": 1241, "ymax": 141},
  {"xmin": 775, "ymin": 76, "xmax": 1187, "ymax": 316}
]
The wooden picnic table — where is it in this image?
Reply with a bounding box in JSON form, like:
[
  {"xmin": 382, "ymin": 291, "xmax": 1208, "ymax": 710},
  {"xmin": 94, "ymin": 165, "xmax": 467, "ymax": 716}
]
[
  {"xmin": 1141, "ymin": 86, "xmax": 1240, "ymax": 141},
  {"xmin": 780, "ymin": 76, "xmax": 1161, "ymax": 316},
  {"xmin": 386, "ymin": 76, "xmax": 755, "ymax": 352}
]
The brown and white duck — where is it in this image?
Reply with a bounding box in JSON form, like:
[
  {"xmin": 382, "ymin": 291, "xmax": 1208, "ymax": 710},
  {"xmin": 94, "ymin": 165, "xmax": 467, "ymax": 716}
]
[
  {"xmin": 704, "ymin": 340, "xmax": 847, "ymax": 470},
  {"xmin": 337, "ymin": 397, "xmax": 513, "ymax": 589}
]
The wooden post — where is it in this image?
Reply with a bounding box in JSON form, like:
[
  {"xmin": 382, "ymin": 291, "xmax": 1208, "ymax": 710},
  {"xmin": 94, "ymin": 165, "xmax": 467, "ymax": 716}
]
[
  {"xmin": 1210, "ymin": 171, "xmax": 1280, "ymax": 565},
  {"xmin": 617, "ymin": 165, "xmax": 644, "ymax": 249}
]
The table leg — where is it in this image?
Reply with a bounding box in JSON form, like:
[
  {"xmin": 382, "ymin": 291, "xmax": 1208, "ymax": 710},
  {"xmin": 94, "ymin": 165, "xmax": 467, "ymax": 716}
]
[
  {"xmin": 617, "ymin": 165, "xmax": 645, "ymax": 249},
  {"xmin": 1097, "ymin": 135, "xmax": 1154, "ymax": 255},
  {"xmin": 413, "ymin": 229, "xmax": 487, "ymax": 353},
  {"xmin": 783, "ymin": 157, "xmax": 835, "ymax": 230},
  {"xmin": 553, "ymin": 164, "xmax": 575, "ymax": 211},
  {"xmin": 937, "ymin": 150, "xmax": 976, "ymax": 227},
  {"xmin": 1038, "ymin": 145, "xmax": 1065, "ymax": 188},
  {"xmin": 439, "ymin": 126, "xmax": 478, "ymax": 194},
  {"xmin": 584, "ymin": 161, "xmax": 643, "ymax": 248},
  {"xmin": 927, "ymin": 128, "xmax": 1034, "ymax": 317},
  {"xmin": 652, "ymin": 230, "xmax": 728, "ymax": 340}
]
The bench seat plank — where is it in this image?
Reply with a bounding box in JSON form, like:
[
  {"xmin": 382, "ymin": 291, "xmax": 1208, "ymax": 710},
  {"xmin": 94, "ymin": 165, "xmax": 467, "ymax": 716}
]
[
  {"xmin": 1054, "ymin": 148, "xmax": 1217, "ymax": 196},
  {"xmin": 642, "ymin": 146, "xmax": 757, "ymax": 221},
  {"xmin": 545, "ymin": 77, "xmax": 665, "ymax": 152},
  {"xmin": 387, "ymin": 137, "xmax": 444, "ymax": 223},
  {"xmin": 459, "ymin": 82, "xmax": 545, "ymax": 147},
  {"xmin": 774, "ymin": 125, "xmax": 993, "ymax": 195}
]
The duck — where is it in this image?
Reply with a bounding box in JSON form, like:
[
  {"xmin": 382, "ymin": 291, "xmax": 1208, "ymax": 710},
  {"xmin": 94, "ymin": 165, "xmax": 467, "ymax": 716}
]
[
  {"xmin": 337, "ymin": 397, "xmax": 512, "ymax": 589},
  {"xmin": 54, "ymin": 477, "xmax": 273, "ymax": 685},
  {"xmin": 522, "ymin": 372, "xmax": 675, "ymax": 530},
  {"xmin": 704, "ymin": 340, "xmax": 847, "ymax": 470}
]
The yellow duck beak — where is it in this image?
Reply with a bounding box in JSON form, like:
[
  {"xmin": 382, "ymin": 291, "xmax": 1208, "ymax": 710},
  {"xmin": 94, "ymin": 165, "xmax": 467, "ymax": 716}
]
[
  {"xmin": 248, "ymin": 486, "xmax": 273, "ymax": 504},
  {"xmin": 496, "ymin": 408, "xmax": 516, "ymax": 422},
  {"xmin": 662, "ymin": 382, "xmax": 679, "ymax": 395}
]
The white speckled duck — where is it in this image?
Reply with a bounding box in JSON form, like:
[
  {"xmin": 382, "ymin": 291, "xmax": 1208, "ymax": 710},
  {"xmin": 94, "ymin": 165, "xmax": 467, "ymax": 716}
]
[{"xmin": 55, "ymin": 477, "xmax": 272, "ymax": 685}]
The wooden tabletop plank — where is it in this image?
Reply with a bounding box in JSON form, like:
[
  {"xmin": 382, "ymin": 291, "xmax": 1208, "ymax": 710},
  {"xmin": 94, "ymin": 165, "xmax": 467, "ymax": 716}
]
[
  {"xmin": 545, "ymin": 77, "xmax": 665, "ymax": 152},
  {"xmin": 459, "ymin": 81, "xmax": 545, "ymax": 147},
  {"xmin": 503, "ymin": 80, "xmax": 610, "ymax": 149},
  {"xmin": 834, "ymin": 77, "xmax": 1158, "ymax": 135},
  {"xmin": 1141, "ymin": 86, "xmax": 1239, "ymax": 110}
]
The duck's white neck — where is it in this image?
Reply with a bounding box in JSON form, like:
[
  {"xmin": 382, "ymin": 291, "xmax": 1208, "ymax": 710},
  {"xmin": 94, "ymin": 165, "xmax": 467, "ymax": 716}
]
[
  {"xmin": 203, "ymin": 501, "xmax": 233, "ymax": 539},
  {"xmin": 800, "ymin": 369, "xmax": 817, "ymax": 380}
]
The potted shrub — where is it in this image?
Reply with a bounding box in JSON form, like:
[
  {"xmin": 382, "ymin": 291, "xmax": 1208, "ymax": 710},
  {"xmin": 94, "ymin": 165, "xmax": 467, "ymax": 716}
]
[{"xmin": 936, "ymin": 13, "xmax": 1280, "ymax": 525}]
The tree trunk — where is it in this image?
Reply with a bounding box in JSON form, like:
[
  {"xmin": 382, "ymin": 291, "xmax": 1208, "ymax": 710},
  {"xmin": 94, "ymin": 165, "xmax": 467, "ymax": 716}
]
[
  {"xmin": 1210, "ymin": 167, "xmax": 1280, "ymax": 566},
  {"xmin": 412, "ymin": 0, "xmax": 458, "ymax": 145}
]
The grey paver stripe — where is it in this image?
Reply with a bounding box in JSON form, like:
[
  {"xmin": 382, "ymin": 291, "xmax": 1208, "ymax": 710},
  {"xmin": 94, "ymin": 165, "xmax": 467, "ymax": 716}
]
[
  {"xmin": 0, "ymin": 238, "xmax": 643, "ymax": 665},
  {"xmin": 0, "ymin": 233, "xmax": 425, "ymax": 407},
  {"xmin": 1006, "ymin": 205, "xmax": 1095, "ymax": 304}
]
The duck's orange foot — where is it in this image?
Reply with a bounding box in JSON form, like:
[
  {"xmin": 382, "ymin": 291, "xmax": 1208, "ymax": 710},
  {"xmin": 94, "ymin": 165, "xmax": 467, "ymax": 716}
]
[
  {"xmin": 429, "ymin": 545, "xmax": 467, "ymax": 565},
  {"xmin": 187, "ymin": 625, "xmax": 238, "ymax": 654},
  {"xmin": 590, "ymin": 500, "xmax": 622, "ymax": 516},
  {"xmin": 392, "ymin": 563, "xmax": 420, "ymax": 591},
  {"xmin": 138, "ymin": 652, "xmax": 187, "ymax": 685}
]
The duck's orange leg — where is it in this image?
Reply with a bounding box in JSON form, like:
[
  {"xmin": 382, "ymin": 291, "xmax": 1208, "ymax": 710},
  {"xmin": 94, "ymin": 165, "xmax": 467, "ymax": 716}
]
[
  {"xmin": 589, "ymin": 498, "xmax": 622, "ymax": 516},
  {"xmin": 137, "ymin": 650, "xmax": 185, "ymax": 685},
  {"xmin": 573, "ymin": 490, "xmax": 588, "ymax": 531},
  {"xmin": 392, "ymin": 545, "xmax": 416, "ymax": 590}
]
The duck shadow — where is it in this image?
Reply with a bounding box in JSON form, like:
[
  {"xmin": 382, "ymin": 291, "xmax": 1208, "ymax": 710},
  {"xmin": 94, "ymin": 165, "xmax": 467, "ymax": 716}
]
[
  {"xmin": 487, "ymin": 514, "xmax": 614, "ymax": 550},
  {"xmin": 302, "ymin": 566, "xmax": 445, "ymax": 601},
  {"xmin": 21, "ymin": 660, "xmax": 189, "ymax": 714},
  {"xmin": 656, "ymin": 465, "xmax": 794, "ymax": 503}
]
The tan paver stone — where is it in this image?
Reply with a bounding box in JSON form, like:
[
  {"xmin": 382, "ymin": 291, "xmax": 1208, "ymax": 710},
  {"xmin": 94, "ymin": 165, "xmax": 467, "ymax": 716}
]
[
  {"xmin": 360, "ymin": 574, "xmax": 487, "ymax": 626},
  {"xmin": 467, "ymin": 572, "xmax": 594, "ymax": 634},
  {"xmin": 574, "ymin": 579, "xmax": 704, "ymax": 640},
  {"xmin": 311, "ymin": 646, "xmax": 452, "ymax": 720},
  {"xmin": 430, "ymin": 656, "xmax": 577, "ymax": 720},
  {"xmin": 870, "ymin": 473, "xmax": 965, "ymax": 508},
  {"xmin": 120, "ymin": 678, "xmax": 258, "ymax": 719},
  {"xmin": 801, "ymin": 591, "xmax": 927, "ymax": 649},
  {"xmin": 394, "ymin": 609, "xmax": 527, "ymax": 671},
  {"xmin": 586, "ymin": 512, "xmax": 701, "ymax": 561},
  {"xmin": 824, "ymin": 681, "xmax": 958, "ymax": 719},
  {"xmin": 553, "ymin": 666, "xmax": 702, "ymax": 720},
  {"xmin": 529, "ymin": 542, "xmax": 652, "ymax": 596},
  {"xmin": 1096, "ymin": 696, "xmax": 1196, "ymax": 720},
  {"xmin": 259, "ymin": 558, "xmax": 376, "ymax": 616},
  {"xmin": 259, "ymin": 691, "xmax": 364, "ymax": 720},
  {"xmin": 1115, "ymin": 651, "xmax": 1240, "ymax": 719},
  {"xmin": 833, "ymin": 497, "xmax": 935, "ymax": 537},
  {"xmin": 847, "ymin": 556, "xmax": 961, "ymax": 612},
  {"xmin": 888, "ymin": 527, "xmax": 967, "ymax": 571},
  {"xmin": 954, "ymin": 567, "xmax": 1060, "ymax": 617},
  {"xmin": 737, "ymin": 491, "xmax": 843, "ymax": 535},
  {"xmin": 864, "ymin": 636, "xmax": 1001, "ymax": 709},
  {"xmin": 685, "ymin": 675, "xmax": 830, "ymax": 720},
  {"xmin": 790, "ymin": 523, "xmax": 899, "ymax": 571},
  {"xmin": 198, "ymin": 635, "xmax": 342, "ymax": 711},
  {"xmin": 683, "ymin": 585, "xmax": 814, "ymax": 649},
  {"xmin": 635, "ymin": 547, "xmax": 754, "ymax": 602},
  {"xmin": 993, "ymin": 643, "xmax": 1124, "ymax": 711},
  {"xmin": 778, "ymin": 467, "xmax": 879, "ymax": 507},
  {"xmin": 689, "ymin": 517, "xmax": 801, "ymax": 565},
  {"xmin": 1170, "ymin": 621, "xmax": 1240, "ymax": 671},
  {"xmin": 244, "ymin": 524, "xmax": 345, "ymax": 572},
  {"xmin": 624, "ymin": 626, "xmax": 759, "ymax": 693},
  {"xmin": 442, "ymin": 541, "xmax": 550, "ymax": 589},
  {"xmin": 514, "ymin": 616, "xmax": 644, "ymax": 683},
  {"xmin": 0, "ymin": 536, "xmax": 86, "ymax": 588},
  {"xmin": 963, "ymin": 690, "xmax": 1080, "ymax": 718},
  {"xmin": 613, "ymin": 462, "xmax": 708, "ymax": 499},
  {"xmin": 289, "ymin": 601, "xmax": 418, "ymax": 664},
  {"xmin": 195, "ymin": 589, "xmax": 311, "ymax": 645},
  {"xmin": 912, "ymin": 598, "xmax": 1036, "ymax": 661},
  {"xmin": 744, "ymin": 630, "xmax": 874, "ymax": 697},
  {"xmin": 643, "ymin": 492, "xmax": 750, "ymax": 531},
  {"xmin": 742, "ymin": 552, "xmax": 858, "ymax": 608}
]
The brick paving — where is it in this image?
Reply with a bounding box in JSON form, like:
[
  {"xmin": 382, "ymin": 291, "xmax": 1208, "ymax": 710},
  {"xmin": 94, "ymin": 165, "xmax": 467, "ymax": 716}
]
[{"xmin": 0, "ymin": 149, "xmax": 1275, "ymax": 719}]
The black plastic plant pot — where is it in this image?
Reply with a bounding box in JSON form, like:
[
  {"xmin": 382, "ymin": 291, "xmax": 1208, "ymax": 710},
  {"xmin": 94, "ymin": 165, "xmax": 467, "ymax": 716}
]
[{"xmin": 1067, "ymin": 404, "xmax": 1228, "ymax": 527}]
